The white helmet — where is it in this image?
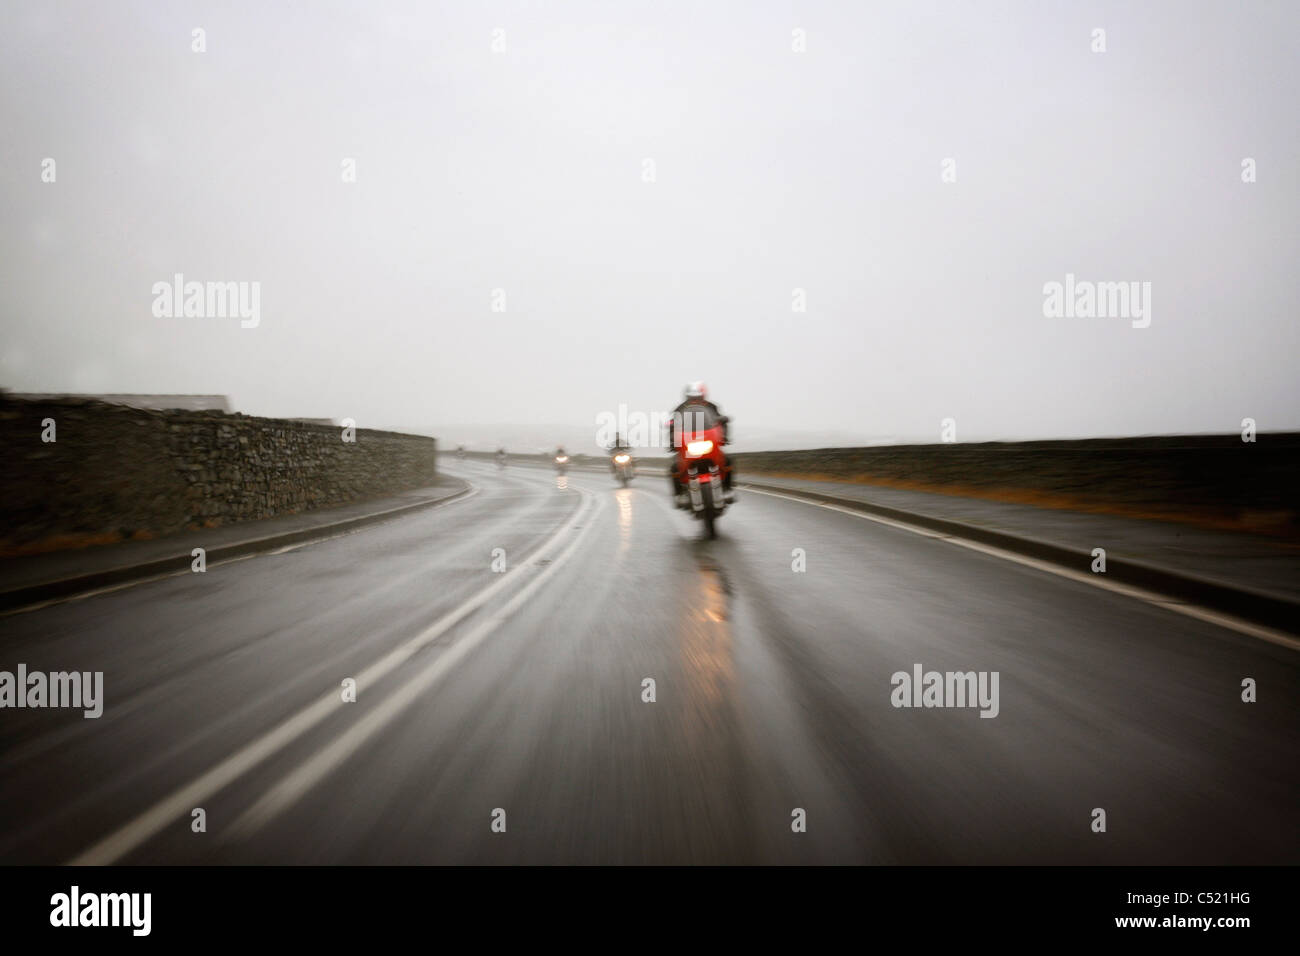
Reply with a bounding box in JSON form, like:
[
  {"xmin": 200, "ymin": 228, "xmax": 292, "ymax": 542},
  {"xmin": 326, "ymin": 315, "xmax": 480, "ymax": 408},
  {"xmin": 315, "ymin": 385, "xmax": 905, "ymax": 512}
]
[{"xmin": 684, "ymin": 381, "xmax": 707, "ymax": 399}]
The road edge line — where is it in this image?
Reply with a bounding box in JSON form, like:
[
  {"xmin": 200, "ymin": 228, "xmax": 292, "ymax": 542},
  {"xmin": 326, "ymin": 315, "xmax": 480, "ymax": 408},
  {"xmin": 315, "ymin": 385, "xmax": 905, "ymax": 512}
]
[
  {"xmin": 0, "ymin": 481, "xmax": 475, "ymax": 614},
  {"xmin": 741, "ymin": 479, "xmax": 1300, "ymax": 642}
]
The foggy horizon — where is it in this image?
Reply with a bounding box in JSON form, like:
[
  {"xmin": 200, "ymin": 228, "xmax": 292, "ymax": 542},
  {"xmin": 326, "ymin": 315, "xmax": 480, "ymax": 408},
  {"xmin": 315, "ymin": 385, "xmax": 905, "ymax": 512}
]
[{"xmin": 3, "ymin": 0, "xmax": 1298, "ymax": 444}]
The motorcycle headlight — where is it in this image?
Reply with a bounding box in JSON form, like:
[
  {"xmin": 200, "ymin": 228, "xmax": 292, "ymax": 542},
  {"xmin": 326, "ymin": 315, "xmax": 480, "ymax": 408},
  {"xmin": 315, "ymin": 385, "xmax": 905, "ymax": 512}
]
[
  {"xmin": 556, "ymin": 456, "xmax": 569, "ymax": 463},
  {"xmin": 614, "ymin": 454, "xmax": 630, "ymax": 464},
  {"xmin": 685, "ymin": 440, "xmax": 714, "ymax": 457}
]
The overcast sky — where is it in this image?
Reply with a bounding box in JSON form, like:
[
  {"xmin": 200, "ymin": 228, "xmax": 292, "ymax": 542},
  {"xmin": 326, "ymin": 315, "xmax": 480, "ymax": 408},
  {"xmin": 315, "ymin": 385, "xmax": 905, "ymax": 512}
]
[{"xmin": 2, "ymin": 0, "xmax": 1297, "ymax": 446}]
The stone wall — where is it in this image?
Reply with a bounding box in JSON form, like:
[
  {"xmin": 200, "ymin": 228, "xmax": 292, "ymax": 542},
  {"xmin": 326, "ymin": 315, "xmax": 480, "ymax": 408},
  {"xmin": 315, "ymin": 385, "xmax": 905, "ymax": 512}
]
[{"xmin": 0, "ymin": 396, "xmax": 438, "ymax": 555}]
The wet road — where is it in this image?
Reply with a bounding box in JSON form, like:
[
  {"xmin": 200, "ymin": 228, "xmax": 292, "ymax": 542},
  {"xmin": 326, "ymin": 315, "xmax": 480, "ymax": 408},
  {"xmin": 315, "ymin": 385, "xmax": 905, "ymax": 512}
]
[{"xmin": 1, "ymin": 461, "xmax": 1296, "ymax": 864}]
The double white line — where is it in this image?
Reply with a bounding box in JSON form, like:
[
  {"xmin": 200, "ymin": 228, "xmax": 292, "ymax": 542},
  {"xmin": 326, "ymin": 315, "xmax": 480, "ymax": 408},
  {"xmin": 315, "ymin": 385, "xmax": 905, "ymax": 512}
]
[{"xmin": 69, "ymin": 482, "xmax": 600, "ymax": 865}]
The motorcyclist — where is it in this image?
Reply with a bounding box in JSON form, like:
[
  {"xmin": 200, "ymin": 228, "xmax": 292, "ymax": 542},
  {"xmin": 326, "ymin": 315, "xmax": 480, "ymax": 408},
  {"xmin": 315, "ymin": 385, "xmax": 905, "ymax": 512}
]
[
  {"xmin": 666, "ymin": 382, "xmax": 734, "ymax": 505},
  {"xmin": 608, "ymin": 433, "xmax": 633, "ymax": 474}
]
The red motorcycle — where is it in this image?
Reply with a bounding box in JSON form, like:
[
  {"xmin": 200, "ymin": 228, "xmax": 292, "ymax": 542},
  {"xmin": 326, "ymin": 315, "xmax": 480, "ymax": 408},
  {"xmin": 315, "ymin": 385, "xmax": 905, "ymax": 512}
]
[{"xmin": 672, "ymin": 405, "xmax": 732, "ymax": 538}]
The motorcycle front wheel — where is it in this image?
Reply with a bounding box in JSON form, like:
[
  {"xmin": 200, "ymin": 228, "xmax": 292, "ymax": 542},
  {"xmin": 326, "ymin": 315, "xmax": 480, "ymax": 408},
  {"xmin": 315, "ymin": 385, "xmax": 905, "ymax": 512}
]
[{"xmin": 700, "ymin": 482, "xmax": 718, "ymax": 538}]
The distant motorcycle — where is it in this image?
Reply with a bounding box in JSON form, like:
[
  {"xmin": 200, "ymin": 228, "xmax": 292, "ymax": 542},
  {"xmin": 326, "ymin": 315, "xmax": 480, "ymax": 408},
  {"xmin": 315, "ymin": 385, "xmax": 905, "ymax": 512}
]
[
  {"xmin": 496, "ymin": 451, "xmax": 507, "ymax": 470},
  {"xmin": 672, "ymin": 408, "xmax": 731, "ymax": 538},
  {"xmin": 611, "ymin": 451, "xmax": 634, "ymax": 486},
  {"xmin": 554, "ymin": 454, "xmax": 570, "ymax": 475}
]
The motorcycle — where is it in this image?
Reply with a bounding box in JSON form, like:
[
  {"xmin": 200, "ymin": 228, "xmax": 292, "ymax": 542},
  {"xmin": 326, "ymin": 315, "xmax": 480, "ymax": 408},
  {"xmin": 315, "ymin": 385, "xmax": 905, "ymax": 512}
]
[
  {"xmin": 611, "ymin": 451, "xmax": 634, "ymax": 486},
  {"xmin": 672, "ymin": 408, "xmax": 732, "ymax": 538},
  {"xmin": 496, "ymin": 451, "xmax": 507, "ymax": 470},
  {"xmin": 554, "ymin": 454, "xmax": 569, "ymax": 475}
]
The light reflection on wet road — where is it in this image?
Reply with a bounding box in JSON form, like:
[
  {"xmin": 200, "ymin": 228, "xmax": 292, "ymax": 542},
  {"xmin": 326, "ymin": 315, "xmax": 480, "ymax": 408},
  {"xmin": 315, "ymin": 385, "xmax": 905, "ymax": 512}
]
[{"xmin": 0, "ymin": 461, "xmax": 1296, "ymax": 864}]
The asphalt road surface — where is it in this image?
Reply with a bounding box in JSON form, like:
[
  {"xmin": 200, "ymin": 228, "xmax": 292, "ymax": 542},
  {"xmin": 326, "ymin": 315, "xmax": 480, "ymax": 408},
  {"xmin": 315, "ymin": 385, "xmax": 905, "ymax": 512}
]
[{"xmin": 1, "ymin": 461, "xmax": 1296, "ymax": 864}]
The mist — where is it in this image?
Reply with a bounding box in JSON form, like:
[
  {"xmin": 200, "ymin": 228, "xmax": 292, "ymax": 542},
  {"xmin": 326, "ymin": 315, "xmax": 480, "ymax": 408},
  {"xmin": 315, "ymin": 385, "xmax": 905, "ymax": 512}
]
[{"xmin": 2, "ymin": 0, "xmax": 1297, "ymax": 446}]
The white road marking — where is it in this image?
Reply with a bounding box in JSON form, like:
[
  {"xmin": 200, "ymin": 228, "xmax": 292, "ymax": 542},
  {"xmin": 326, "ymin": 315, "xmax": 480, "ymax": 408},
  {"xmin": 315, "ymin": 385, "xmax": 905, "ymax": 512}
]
[
  {"xmin": 66, "ymin": 481, "xmax": 591, "ymax": 865},
  {"xmin": 228, "ymin": 487, "xmax": 605, "ymax": 835},
  {"xmin": 745, "ymin": 486, "xmax": 1300, "ymax": 652},
  {"xmin": 2, "ymin": 487, "xmax": 478, "ymax": 617}
]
